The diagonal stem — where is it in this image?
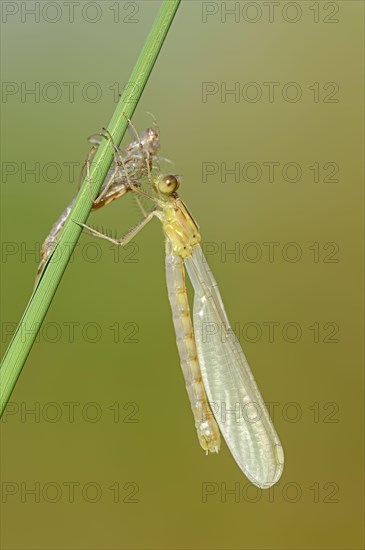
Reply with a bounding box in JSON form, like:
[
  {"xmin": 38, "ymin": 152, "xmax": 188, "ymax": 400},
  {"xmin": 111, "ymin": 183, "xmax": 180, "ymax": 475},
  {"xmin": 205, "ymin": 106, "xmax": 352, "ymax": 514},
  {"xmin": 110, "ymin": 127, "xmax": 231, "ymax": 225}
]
[{"xmin": 0, "ymin": 0, "xmax": 181, "ymax": 417}]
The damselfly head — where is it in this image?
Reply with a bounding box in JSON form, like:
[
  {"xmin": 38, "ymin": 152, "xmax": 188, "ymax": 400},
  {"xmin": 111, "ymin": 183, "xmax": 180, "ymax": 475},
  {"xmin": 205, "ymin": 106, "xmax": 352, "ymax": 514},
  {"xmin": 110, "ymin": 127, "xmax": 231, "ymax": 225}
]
[{"xmin": 153, "ymin": 174, "xmax": 180, "ymax": 196}]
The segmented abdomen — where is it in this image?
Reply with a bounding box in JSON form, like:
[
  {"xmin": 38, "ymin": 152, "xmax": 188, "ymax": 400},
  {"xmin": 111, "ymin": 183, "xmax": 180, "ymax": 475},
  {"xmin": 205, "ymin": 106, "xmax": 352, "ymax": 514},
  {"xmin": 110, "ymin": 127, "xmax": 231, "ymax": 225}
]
[{"xmin": 165, "ymin": 241, "xmax": 220, "ymax": 453}]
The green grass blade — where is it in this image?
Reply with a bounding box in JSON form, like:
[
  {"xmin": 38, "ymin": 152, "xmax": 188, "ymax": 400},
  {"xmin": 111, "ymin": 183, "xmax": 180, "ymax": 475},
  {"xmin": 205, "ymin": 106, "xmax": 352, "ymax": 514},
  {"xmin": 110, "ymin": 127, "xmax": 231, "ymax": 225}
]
[{"xmin": 0, "ymin": 0, "xmax": 181, "ymax": 417}]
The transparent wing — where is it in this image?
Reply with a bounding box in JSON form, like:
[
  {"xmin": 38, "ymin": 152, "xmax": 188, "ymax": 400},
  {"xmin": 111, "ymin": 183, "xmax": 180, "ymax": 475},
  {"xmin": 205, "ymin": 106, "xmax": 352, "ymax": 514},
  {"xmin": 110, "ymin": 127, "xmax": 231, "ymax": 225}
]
[{"xmin": 184, "ymin": 245, "xmax": 284, "ymax": 488}]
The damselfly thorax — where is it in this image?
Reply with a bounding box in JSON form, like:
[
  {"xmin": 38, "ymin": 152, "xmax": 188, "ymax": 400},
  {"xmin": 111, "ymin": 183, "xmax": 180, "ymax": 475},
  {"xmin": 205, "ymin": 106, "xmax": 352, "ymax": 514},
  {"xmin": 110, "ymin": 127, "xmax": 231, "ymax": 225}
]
[{"xmin": 157, "ymin": 198, "xmax": 201, "ymax": 258}]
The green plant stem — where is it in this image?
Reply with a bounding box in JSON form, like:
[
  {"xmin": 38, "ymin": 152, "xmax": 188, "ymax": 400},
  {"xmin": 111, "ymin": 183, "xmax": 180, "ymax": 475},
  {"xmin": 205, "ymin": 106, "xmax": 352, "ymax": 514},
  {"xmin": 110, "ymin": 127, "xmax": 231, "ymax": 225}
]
[{"xmin": 0, "ymin": 0, "xmax": 181, "ymax": 417}]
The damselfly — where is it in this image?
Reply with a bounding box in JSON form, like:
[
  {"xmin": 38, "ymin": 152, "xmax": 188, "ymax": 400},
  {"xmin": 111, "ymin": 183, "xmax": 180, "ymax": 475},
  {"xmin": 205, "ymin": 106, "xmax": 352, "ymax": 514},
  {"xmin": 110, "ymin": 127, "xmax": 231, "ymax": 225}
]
[{"xmin": 74, "ymin": 121, "xmax": 284, "ymax": 488}]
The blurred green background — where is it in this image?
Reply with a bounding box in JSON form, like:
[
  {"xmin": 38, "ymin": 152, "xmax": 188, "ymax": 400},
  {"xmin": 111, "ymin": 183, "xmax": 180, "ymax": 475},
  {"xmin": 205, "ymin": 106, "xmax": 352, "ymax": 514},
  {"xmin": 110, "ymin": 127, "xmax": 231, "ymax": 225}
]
[{"xmin": 1, "ymin": 1, "xmax": 364, "ymax": 549}]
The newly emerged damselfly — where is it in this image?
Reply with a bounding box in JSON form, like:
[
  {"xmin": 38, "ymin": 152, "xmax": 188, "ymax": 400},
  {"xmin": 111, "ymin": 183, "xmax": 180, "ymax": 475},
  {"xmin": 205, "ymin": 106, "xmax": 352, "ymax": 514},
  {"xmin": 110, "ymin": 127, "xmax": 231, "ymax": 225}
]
[{"xmin": 72, "ymin": 119, "xmax": 284, "ymax": 489}]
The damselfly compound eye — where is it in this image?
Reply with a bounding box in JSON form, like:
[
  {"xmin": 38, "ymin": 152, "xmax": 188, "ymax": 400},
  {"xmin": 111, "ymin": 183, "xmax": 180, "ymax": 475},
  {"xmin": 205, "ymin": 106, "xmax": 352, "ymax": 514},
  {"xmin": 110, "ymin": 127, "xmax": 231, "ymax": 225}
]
[{"xmin": 155, "ymin": 174, "xmax": 180, "ymax": 195}]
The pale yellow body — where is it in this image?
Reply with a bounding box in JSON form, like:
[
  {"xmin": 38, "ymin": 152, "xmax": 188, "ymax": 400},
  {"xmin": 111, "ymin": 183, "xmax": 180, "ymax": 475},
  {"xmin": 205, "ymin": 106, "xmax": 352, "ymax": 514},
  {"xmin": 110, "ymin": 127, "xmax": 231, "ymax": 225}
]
[{"xmin": 160, "ymin": 196, "xmax": 221, "ymax": 453}]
